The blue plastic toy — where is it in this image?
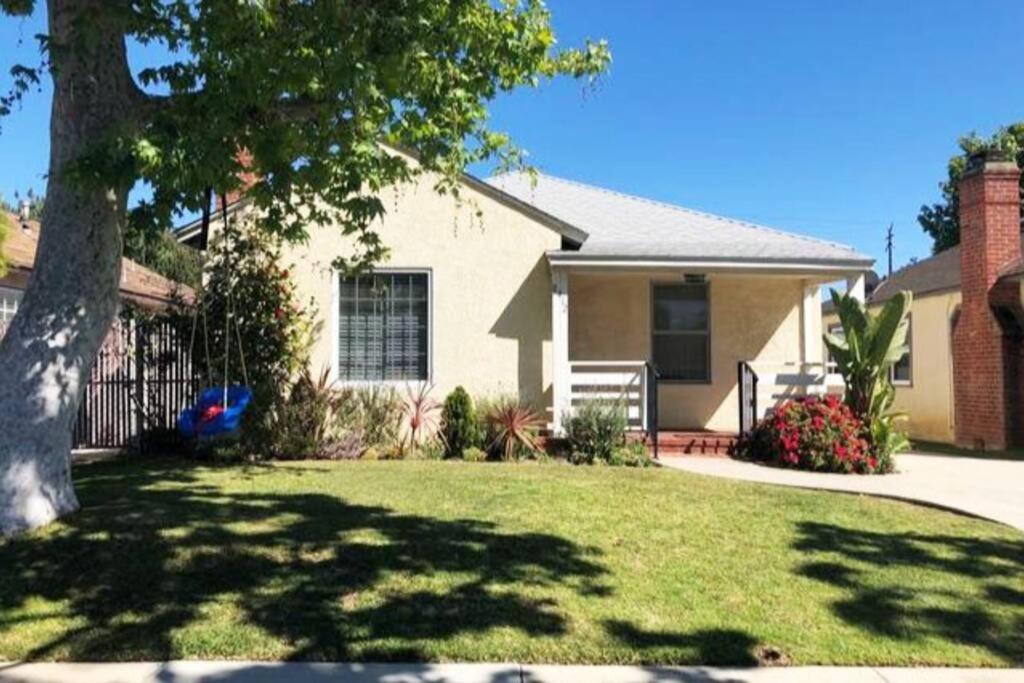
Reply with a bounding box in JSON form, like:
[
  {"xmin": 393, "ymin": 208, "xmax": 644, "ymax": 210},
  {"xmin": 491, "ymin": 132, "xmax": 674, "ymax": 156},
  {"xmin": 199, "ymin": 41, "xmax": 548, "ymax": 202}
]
[{"xmin": 178, "ymin": 385, "xmax": 253, "ymax": 439}]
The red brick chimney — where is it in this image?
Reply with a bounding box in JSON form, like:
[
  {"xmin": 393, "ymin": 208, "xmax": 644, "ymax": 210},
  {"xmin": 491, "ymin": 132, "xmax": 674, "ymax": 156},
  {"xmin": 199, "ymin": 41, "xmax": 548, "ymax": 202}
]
[
  {"xmin": 952, "ymin": 149, "xmax": 1023, "ymax": 449},
  {"xmin": 215, "ymin": 148, "xmax": 258, "ymax": 212}
]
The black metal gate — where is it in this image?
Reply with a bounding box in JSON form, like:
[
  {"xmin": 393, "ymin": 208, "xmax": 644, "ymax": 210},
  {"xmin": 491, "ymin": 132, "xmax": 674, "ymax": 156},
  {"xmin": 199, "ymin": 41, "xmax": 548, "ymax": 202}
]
[
  {"xmin": 73, "ymin": 316, "xmax": 198, "ymax": 450},
  {"xmin": 737, "ymin": 361, "xmax": 759, "ymax": 435}
]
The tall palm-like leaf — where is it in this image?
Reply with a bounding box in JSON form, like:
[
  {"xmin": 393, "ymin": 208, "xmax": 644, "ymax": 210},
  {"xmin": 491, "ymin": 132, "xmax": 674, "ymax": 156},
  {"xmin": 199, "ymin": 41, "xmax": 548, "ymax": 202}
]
[{"xmin": 823, "ymin": 288, "xmax": 912, "ymax": 459}]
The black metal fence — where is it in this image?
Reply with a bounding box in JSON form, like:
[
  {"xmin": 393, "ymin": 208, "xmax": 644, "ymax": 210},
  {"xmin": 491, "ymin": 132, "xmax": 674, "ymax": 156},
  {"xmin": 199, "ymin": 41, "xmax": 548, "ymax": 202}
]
[{"xmin": 72, "ymin": 315, "xmax": 198, "ymax": 451}]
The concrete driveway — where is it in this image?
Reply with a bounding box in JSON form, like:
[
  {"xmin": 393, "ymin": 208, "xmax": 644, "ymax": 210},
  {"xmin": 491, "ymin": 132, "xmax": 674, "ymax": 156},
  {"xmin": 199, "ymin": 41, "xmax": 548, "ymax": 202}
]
[{"xmin": 661, "ymin": 453, "xmax": 1024, "ymax": 532}]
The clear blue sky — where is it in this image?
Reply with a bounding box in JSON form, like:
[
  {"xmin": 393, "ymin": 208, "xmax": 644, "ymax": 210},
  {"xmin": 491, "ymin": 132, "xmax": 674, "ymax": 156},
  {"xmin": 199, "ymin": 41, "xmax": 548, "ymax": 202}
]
[{"xmin": 2, "ymin": 1, "xmax": 1023, "ymax": 271}]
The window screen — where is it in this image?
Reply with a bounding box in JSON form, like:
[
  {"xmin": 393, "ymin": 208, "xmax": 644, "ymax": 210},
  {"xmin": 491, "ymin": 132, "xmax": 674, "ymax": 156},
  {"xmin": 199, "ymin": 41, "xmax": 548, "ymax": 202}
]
[
  {"xmin": 891, "ymin": 315, "xmax": 912, "ymax": 384},
  {"xmin": 652, "ymin": 282, "xmax": 710, "ymax": 382},
  {"xmin": 337, "ymin": 272, "xmax": 429, "ymax": 381}
]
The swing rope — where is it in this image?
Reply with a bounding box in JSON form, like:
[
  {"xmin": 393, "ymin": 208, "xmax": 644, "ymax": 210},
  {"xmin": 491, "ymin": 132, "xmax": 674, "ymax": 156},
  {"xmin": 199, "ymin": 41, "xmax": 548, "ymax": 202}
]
[
  {"xmin": 221, "ymin": 192, "xmax": 232, "ymax": 409},
  {"xmin": 184, "ymin": 187, "xmax": 250, "ymax": 402}
]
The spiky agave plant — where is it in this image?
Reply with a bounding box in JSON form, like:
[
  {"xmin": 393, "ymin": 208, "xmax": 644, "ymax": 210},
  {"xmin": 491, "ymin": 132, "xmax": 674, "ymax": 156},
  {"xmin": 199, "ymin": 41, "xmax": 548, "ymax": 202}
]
[
  {"xmin": 402, "ymin": 383, "xmax": 440, "ymax": 451},
  {"xmin": 485, "ymin": 396, "xmax": 543, "ymax": 461}
]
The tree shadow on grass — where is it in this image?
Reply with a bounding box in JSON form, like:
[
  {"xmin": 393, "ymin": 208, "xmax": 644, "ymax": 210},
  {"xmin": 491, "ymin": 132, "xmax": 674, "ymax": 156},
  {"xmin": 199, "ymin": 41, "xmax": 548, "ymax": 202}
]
[
  {"xmin": 602, "ymin": 620, "xmax": 758, "ymax": 667},
  {"xmin": 0, "ymin": 458, "xmax": 611, "ymax": 662},
  {"xmin": 793, "ymin": 521, "xmax": 1024, "ymax": 664}
]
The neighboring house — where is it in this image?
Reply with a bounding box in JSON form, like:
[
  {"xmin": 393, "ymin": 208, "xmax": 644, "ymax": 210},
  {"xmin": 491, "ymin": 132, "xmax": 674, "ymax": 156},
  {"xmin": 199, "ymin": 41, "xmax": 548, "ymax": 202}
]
[
  {"xmin": 823, "ymin": 150, "xmax": 1024, "ymax": 449},
  {"xmin": 179, "ymin": 151, "xmax": 872, "ymax": 435},
  {"xmin": 1, "ymin": 211, "xmax": 189, "ymax": 331}
]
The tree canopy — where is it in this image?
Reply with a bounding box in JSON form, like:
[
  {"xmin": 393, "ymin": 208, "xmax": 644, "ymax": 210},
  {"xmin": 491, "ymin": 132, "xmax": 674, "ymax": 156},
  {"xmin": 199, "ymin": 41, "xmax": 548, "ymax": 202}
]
[
  {"xmin": 2, "ymin": 0, "xmax": 609, "ymax": 270},
  {"xmin": 918, "ymin": 123, "xmax": 1024, "ymax": 253}
]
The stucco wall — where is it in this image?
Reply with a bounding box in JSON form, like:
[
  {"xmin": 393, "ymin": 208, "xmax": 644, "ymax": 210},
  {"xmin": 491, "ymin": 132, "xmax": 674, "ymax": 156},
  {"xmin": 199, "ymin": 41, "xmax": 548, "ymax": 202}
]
[
  {"xmin": 268, "ymin": 173, "xmax": 563, "ymax": 409},
  {"xmin": 823, "ymin": 290, "xmax": 960, "ymax": 443},
  {"xmin": 570, "ymin": 273, "xmax": 807, "ymax": 431}
]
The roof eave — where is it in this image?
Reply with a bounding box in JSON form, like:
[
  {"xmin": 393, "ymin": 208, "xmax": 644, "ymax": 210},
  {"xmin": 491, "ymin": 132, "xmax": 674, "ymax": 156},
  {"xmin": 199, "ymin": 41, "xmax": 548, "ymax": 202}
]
[
  {"xmin": 546, "ymin": 251, "xmax": 874, "ymax": 275},
  {"xmin": 460, "ymin": 172, "xmax": 588, "ymax": 246},
  {"xmin": 172, "ymin": 176, "xmax": 590, "ymax": 249},
  {"xmin": 174, "ymin": 199, "xmax": 250, "ymax": 244}
]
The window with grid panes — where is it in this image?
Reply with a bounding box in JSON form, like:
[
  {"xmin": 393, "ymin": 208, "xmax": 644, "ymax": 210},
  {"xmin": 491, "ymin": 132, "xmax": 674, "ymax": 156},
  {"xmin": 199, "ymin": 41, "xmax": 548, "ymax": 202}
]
[{"xmin": 337, "ymin": 272, "xmax": 429, "ymax": 380}]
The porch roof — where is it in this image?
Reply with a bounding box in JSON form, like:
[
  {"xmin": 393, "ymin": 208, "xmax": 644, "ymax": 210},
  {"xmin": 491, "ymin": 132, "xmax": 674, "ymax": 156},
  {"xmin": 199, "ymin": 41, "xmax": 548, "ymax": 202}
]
[{"xmin": 487, "ymin": 172, "xmax": 873, "ymax": 272}]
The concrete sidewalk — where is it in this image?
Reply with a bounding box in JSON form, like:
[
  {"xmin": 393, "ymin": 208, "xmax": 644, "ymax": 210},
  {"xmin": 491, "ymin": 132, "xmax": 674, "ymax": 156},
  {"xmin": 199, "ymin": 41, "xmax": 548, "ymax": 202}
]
[
  {"xmin": 660, "ymin": 453, "xmax": 1024, "ymax": 531},
  {"xmin": 2, "ymin": 662, "xmax": 1023, "ymax": 683}
]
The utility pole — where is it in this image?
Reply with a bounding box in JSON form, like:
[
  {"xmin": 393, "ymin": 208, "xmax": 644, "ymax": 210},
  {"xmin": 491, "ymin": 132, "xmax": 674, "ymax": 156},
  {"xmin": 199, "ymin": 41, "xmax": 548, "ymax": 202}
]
[{"xmin": 885, "ymin": 222, "xmax": 894, "ymax": 277}]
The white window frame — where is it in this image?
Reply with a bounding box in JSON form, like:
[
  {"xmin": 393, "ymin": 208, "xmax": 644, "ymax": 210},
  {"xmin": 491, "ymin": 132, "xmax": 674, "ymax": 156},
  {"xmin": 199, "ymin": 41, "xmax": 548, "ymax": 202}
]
[
  {"xmin": 826, "ymin": 322, "xmax": 843, "ymax": 371},
  {"xmin": 0, "ymin": 286, "xmax": 23, "ymax": 325},
  {"xmin": 650, "ymin": 280, "xmax": 712, "ymax": 384},
  {"xmin": 331, "ymin": 268, "xmax": 433, "ymax": 386}
]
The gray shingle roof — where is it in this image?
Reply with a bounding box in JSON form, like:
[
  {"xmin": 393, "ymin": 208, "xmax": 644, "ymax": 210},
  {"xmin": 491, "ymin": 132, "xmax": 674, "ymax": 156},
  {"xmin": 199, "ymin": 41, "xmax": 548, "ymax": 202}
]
[
  {"xmin": 486, "ymin": 172, "xmax": 872, "ymax": 267},
  {"xmin": 869, "ymin": 247, "xmax": 964, "ymax": 304}
]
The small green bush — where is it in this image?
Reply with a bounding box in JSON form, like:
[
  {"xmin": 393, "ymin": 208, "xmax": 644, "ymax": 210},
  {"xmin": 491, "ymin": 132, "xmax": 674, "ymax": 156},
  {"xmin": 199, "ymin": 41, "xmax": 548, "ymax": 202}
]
[
  {"xmin": 412, "ymin": 440, "xmax": 446, "ymax": 461},
  {"xmin": 461, "ymin": 446, "xmax": 488, "ymax": 462},
  {"xmin": 564, "ymin": 400, "xmax": 628, "ymax": 465},
  {"xmin": 609, "ymin": 441, "xmax": 653, "ymax": 468},
  {"xmin": 440, "ymin": 386, "xmax": 482, "ymax": 458}
]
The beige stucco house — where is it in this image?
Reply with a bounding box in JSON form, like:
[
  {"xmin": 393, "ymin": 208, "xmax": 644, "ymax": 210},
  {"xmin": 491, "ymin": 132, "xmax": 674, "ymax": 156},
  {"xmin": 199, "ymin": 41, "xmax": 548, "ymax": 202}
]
[{"xmin": 180, "ymin": 159, "xmax": 873, "ymax": 437}]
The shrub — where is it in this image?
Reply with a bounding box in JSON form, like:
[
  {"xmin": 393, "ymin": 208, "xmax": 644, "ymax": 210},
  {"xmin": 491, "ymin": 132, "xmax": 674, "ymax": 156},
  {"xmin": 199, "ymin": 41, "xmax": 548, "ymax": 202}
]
[
  {"xmin": 203, "ymin": 224, "xmax": 314, "ymax": 408},
  {"xmin": 259, "ymin": 367, "xmax": 364, "ymax": 460},
  {"xmin": 482, "ymin": 396, "xmax": 543, "ymax": 461},
  {"xmin": 351, "ymin": 385, "xmax": 403, "ymax": 449},
  {"xmin": 738, "ymin": 395, "xmax": 891, "ymax": 474},
  {"xmin": 401, "ymin": 384, "xmax": 440, "ymax": 452},
  {"xmin": 608, "ymin": 441, "xmax": 653, "ymax": 468},
  {"xmin": 440, "ymin": 386, "xmax": 482, "ymax": 458},
  {"xmin": 564, "ymin": 400, "xmax": 628, "ymax": 465},
  {"xmin": 461, "ymin": 447, "xmax": 488, "ymax": 462},
  {"xmin": 412, "ymin": 440, "xmax": 446, "ymax": 460}
]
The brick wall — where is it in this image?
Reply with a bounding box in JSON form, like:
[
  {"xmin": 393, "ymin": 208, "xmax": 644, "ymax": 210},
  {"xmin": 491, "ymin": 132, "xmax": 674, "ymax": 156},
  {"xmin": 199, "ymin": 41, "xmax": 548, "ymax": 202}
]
[{"xmin": 952, "ymin": 151, "xmax": 1022, "ymax": 449}]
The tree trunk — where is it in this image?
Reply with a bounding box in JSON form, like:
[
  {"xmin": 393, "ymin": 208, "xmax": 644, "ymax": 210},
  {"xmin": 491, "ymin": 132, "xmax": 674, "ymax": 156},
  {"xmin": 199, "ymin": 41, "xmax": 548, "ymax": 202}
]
[{"xmin": 0, "ymin": 0, "xmax": 138, "ymax": 535}]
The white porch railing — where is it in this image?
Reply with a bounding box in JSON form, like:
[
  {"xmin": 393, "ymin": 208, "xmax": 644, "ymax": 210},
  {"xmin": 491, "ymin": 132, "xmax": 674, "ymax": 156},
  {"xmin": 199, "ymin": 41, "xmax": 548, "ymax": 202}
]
[
  {"xmin": 739, "ymin": 360, "xmax": 845, "ymax": 432},
  {"xmin": 568, "ymin": 360, "xmax": 652, "ymax": 431}
]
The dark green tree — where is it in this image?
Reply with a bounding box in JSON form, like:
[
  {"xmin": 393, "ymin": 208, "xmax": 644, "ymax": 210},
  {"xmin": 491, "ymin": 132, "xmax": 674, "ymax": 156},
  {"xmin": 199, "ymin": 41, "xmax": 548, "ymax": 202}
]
[
  {"xmin": 918, "ymin": 123, "xmax": 1024, "ymax": 253},
  {"xmin": 0, "ymin": 0, "xmax": 609, "ymax": 534},
  {"xmin": 440, "ymin": 386, "xmax": 482, "ymax": 458}
]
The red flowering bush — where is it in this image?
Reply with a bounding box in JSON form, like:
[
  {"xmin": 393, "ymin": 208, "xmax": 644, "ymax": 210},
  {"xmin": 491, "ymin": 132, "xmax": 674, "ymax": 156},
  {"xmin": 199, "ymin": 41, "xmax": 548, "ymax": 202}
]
[{"xmin": 738, "ymin": 395, "xmax": 892, "ymax": 474}]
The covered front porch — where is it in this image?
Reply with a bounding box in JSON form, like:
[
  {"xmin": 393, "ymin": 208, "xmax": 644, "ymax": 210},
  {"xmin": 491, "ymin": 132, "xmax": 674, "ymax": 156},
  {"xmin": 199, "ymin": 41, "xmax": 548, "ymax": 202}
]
[{"xmin": 549, "ymin": 259, "xmax": 863, "ymax": 439}]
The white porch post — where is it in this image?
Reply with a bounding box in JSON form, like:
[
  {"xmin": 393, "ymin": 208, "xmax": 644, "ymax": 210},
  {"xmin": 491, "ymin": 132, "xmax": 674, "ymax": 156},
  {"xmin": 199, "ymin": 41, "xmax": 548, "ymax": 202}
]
[
  {"xmin": 846, "ymin": 272, "xmax": 867, "ymax": 303},
  {"xmin": 551, "ymin": 267, "xmax": 570, "ymax": 435},
  {"xmin": 800, "ymin": 282, "xmax": 823, "ymax": 365}
]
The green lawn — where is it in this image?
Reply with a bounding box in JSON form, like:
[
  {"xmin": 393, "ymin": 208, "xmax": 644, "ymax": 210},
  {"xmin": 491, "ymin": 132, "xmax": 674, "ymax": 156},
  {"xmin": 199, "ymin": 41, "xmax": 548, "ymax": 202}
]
[{"xmin": 0, "ymin": 458, "xmax": 1021, "ymax": 666}]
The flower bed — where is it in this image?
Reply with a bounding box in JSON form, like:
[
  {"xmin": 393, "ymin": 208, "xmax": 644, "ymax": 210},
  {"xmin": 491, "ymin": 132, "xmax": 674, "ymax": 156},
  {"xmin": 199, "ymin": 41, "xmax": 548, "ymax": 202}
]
[{"xmin": 738, "ymin": 395, "xmax": 892, "ymax": 474}]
